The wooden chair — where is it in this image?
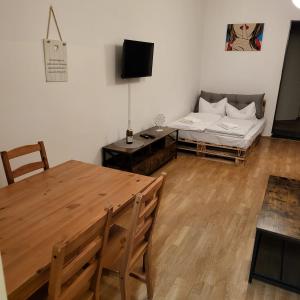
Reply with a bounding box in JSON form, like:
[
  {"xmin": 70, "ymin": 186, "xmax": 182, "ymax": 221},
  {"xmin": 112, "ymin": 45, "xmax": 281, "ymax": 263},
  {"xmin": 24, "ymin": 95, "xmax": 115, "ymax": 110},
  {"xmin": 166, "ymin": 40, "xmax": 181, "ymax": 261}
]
[
  {"xmin": 103, "ymin": 173, "xmax": 167, "ymax": 300},
  {"xmin": 47, "ymin": 207, "xmax": 113, "ymax": 300},
  {"xmin": 1, "ymin": 141, "xmax": 49, "ymax": 185}
]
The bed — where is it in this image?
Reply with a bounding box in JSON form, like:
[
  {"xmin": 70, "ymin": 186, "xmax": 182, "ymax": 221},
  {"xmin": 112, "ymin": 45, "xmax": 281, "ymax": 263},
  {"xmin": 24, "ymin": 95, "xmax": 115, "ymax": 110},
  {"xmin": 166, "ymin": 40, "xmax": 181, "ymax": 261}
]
[{"xmin": 169, "ymin": 91, "xmax": 266, "ymax": 164}]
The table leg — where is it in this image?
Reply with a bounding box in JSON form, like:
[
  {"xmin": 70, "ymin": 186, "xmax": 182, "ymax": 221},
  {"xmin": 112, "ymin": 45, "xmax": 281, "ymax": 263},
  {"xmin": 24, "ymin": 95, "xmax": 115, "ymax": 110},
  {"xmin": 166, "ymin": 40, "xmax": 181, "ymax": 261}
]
[
  {"xmin": 175, "ymin": 130, "xmax": 179, "ymax": 159},
  {"xmin": 249, "ymin": 229, "xmax": 262, "ymax": 283},
  {"xmin": 280, "ymin": 239, "xmax": 286, "ymax": 281},
  {"xmin": 129, "ymin": 154, "xmax": 134, "ymax": 172},
  {"xmin": 102, "ymin": 149, "xmax": 107, "ymax": 167}
]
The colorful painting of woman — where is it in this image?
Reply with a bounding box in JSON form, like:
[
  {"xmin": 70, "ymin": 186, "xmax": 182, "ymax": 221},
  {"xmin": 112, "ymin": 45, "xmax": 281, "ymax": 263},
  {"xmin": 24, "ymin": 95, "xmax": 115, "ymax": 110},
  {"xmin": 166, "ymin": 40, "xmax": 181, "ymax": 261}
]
[{"xmin": 226, "ymin": 23, "xmax": 264, "ymax": 51}]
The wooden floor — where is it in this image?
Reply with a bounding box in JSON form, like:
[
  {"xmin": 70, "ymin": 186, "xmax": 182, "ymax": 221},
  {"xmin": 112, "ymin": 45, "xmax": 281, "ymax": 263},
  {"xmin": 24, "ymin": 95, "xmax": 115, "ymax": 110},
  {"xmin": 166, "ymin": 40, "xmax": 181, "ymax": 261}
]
[{"xmin": 100, "ymin": 137, "xmax": 300, "ymax": 300}]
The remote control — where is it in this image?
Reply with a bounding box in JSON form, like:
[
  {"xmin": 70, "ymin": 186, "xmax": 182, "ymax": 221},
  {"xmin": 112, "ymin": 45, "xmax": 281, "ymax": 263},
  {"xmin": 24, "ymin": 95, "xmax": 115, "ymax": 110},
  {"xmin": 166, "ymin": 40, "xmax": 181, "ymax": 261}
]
[
  {"xmin": 140, "ymin": 134, "xmax": 150, "ymax": 139},
  {"xmin": 140, "ymin": 134, "xmax": 156, "ymax": 139}
]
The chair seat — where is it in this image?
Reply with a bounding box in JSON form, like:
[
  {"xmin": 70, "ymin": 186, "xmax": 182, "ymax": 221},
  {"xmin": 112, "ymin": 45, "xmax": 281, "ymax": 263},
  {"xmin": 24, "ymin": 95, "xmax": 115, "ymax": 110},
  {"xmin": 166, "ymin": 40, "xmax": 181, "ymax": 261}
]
[{"xmin": 103, "ymin": 224, "xmax": 128, "ymax": 273}]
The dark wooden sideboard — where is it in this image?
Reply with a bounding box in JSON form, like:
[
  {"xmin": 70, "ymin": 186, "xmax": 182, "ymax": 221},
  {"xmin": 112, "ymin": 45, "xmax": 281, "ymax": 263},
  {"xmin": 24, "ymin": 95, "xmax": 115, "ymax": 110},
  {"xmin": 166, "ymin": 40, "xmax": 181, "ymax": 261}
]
[{"xmin": 102, "ymin": 127, "xmax": 178, "ymax": 175}]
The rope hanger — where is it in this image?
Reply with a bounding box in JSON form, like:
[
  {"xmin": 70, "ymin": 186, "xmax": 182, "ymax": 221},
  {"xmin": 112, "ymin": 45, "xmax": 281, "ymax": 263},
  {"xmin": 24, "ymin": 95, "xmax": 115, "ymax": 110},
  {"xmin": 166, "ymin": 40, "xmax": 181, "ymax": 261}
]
[{"xmin": 46, "ymin": 6, "xmax": 63, "ymax": 41}]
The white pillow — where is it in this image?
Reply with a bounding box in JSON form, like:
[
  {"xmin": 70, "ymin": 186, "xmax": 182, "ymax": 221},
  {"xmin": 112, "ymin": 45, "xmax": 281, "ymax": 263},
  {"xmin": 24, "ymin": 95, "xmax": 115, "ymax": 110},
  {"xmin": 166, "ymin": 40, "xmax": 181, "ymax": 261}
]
[
  {"xmin": 226, "ymin": 102, "xmax": 256, "ymax": 120},
  {"xmin": 198, "ymin": 97, "xmax": 227, "ymax": 116}
]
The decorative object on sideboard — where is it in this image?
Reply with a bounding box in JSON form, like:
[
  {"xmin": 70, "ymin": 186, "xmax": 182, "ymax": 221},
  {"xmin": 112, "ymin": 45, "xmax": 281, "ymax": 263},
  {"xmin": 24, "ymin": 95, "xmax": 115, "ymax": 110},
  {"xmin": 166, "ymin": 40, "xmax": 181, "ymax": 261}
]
[
  {"xmin": 226, "ymin": 23, "xmax": 264, "ymax": 51},
  {"xmin": 126, "ymin": 128, "xmax": 134, "ymax": 144},
  {"xmin": 43, "ymin": 6, "xmax": 68, "ymax": 82},
  {"xmin": 292, "ymin": 0, "xmax": 300, "ymax": 9},
  {"xmin": 154, "ymin": 114, "xmax": 166, "ymax": 132}
]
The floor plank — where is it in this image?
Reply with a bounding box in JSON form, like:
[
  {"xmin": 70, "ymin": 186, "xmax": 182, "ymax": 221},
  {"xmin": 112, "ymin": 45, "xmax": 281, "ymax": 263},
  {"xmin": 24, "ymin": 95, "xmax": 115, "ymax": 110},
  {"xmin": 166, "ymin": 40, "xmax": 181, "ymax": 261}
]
[{"xmin": 100, "ymin": 137, "xmax": 300, "ymax": 300}]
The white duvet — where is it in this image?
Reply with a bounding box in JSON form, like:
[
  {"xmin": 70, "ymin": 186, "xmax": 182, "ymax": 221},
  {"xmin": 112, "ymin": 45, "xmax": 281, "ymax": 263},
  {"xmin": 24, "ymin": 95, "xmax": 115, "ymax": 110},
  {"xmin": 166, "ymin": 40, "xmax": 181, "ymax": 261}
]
[
  {"xmin": 169, "ymin": 113, "xmax": 222, "ymax": 132},
  {"xmin": 206, "ymin": 116, "xmax": 257, "ymax": 138},
  {"xmin": 169, "ymin": 113, "xmax": 258, "ymax": 138}
]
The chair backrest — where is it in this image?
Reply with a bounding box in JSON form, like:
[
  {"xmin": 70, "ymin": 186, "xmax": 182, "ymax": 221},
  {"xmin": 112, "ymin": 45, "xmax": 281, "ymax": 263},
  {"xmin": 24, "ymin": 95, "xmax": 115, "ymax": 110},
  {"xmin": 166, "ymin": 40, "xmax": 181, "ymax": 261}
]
[
  {"xmin": 48, "ymin": 207, "xmax": 113, "ymax": 300},
  {"xmin": 1, "ymin": 141, "xmax": 49, "ymax": 185},
  {"xmin": 121, "ymin": 173, "xmax": 166, "ymax": 273},
  {"xmin": 0, "ymin": 253, "xmax": 7, "ymax": 300}
]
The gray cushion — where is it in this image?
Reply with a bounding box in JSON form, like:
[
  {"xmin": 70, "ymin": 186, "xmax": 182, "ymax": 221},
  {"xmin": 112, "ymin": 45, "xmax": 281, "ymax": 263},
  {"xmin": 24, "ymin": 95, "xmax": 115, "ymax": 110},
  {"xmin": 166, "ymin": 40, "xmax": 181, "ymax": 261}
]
[{"xmin": 194, "ymin": 91, "xmax": 265, "ymax": 119}]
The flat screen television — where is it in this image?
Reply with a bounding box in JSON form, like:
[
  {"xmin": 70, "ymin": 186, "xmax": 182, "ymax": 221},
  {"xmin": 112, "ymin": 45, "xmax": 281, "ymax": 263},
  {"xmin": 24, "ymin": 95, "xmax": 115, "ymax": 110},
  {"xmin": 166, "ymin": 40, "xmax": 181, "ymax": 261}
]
[{"xmin": 121, "ymin": 39, "xmax": 154, "ymax": 79}]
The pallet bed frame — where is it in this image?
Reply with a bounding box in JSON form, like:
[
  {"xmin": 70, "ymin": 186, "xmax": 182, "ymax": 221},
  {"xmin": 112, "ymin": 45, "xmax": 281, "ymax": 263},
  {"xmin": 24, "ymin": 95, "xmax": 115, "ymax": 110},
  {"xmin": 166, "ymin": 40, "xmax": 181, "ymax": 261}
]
[
  {"xmin": 176, "ymin": 95, "xmax": 266, "ymax": 164},
  {"xmin": 177, "ymin": 135, "xmax": 261, "ymax": 165}
]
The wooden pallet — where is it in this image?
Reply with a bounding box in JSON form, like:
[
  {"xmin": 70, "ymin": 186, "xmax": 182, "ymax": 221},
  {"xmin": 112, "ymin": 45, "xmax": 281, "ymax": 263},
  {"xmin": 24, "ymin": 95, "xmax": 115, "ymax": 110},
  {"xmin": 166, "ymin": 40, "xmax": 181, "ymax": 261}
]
[{"xmin": 177, "ymin": 135, "xmax": 261, "ymax": 165}]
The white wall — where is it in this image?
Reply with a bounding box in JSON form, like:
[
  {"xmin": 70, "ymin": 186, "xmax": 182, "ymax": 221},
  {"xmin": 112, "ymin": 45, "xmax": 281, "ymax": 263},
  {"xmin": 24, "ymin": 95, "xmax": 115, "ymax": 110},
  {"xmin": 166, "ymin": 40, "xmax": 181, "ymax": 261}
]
[
  {"xmin": 200, "ymin": 0, "xmax": 300, "ymax": 135},
  {"xmin": 0, "ymin": 0, "xmax": 203, "ymax": 187}
]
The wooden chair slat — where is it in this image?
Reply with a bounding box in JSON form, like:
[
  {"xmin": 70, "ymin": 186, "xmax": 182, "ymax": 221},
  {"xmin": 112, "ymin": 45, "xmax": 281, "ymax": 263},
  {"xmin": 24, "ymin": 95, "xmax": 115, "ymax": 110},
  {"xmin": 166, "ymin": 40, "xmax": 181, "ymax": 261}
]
[
  {"xmin": 62, "ymin": 237, "xmax": 102, "ymax": 285},
  {"xmin": 1, "ymin": 141, "xmax": 49, "ymax": 185},
  {"xmin": 0, "ymin": 152, "xmax": 13, "ymax": 185},
  {"xmin": 48, "ymin": 245, "xmax": 65, "ymax": 299},
  {"xmin": 39, "ymin": 141, "xmax": 49, "ymax": 170},
  {"xmin": 139, "ymin": 197, "xmax": 158, "ymax": 219},
  {"xmin": 60, "ymin": 262, "xmax": 97, "ymax": 300},
  {"xmin": 64, "ymin": 218, "xmax": 106, "ymax": 255},
  {"xmin": 141, "ymin": 176, "xmax": 164, "ymax": 203},
  {"xmin": 85, "ymin": 291, "xmax": 94, "ymax": 300},
  {"xmin": 134, "ymin": 218, "xmax": 153, "ymax": 247},
  {"xmin": 6, "ymin": 144, "xmax": 41, "ymax": 160},
  {"xmin": 129, "ymin": 271, "xmax": 146, "ymax": 283},
  {"xmin": 12, "ymin": 161, "xmax": 45, "ymax": 178},
  {"xmin": 129, "ymin": 242, "xmax": 148, "ymax": 269}
]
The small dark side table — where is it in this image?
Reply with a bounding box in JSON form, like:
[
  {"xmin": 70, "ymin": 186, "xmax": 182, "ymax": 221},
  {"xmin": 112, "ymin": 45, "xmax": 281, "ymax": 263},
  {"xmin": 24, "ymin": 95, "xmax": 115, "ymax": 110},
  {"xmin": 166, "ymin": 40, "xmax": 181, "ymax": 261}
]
[{"xmin": 249, "ymin": 175, "xmax": 300, "ymax": 294}]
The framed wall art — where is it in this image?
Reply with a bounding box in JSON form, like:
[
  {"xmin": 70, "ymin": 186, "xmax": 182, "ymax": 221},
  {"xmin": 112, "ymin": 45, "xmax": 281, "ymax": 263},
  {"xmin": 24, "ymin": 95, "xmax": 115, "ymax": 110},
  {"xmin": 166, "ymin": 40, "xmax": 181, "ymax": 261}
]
[{"xmin": 225, "ymin": 23, "xmax": 264, "ymax": 51}]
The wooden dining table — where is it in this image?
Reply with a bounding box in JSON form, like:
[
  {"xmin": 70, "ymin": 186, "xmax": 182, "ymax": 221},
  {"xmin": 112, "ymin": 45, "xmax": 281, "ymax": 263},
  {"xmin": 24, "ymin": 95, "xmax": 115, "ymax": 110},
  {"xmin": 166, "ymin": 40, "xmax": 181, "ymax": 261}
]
[{"xmin": 0, "ymin": 160, "xmax": 155, "ymax": 300}]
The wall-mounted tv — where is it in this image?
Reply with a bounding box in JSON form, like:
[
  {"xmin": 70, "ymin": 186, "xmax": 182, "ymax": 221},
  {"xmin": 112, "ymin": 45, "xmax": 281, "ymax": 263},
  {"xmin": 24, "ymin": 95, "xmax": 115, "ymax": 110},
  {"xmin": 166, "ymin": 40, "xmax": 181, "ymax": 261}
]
[{"xmin": 121, "ymin": 39, "xmax": 154, "ymax": 79}]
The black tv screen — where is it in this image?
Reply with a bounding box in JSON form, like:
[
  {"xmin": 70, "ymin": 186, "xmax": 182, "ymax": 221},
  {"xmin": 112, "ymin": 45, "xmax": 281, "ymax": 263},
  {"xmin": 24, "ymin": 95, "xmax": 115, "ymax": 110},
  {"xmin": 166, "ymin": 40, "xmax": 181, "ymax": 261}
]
[{"xmin": 121, "ymin": 39, "xmax": 154, "ymax": 79}]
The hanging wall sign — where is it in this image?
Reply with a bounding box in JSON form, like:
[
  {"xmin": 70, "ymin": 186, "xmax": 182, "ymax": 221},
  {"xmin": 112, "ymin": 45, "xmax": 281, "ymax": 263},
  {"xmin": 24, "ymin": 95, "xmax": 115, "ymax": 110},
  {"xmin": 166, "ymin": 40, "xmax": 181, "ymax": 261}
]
[
  {"xmin": 43, "ymin": 39, "xmax": 68, "ymax": 82},
  {"xmin": 43, "ymin": 6, "xmax": 68, "ymax": 82}
]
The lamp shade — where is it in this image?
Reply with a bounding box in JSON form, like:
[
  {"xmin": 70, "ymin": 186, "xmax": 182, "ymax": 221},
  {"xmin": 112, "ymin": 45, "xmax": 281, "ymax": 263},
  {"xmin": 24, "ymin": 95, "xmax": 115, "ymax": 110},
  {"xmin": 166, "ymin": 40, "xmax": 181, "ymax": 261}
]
[{"xmin": 292, "ymin": 0, "xmax": 300, "ymax": 9}]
